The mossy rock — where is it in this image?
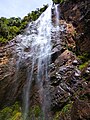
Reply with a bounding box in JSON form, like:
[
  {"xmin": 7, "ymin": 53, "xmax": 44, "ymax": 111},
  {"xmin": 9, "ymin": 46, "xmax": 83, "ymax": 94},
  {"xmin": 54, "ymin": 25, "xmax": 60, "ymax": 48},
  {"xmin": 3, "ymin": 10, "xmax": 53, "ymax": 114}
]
[
  {"xmin": 78, "ymin": 53, "xmax": 90, "ymax": 63},
  {"xmin": 0, "ymin": 102, "xmax": 21, "ymax": 120},
  {"xmin": 53, "ymin": 103, "xmax": 73, "ymax": 120},
  {"xmin": 29, "ymin": 105, "xmax": 42, "ymax": 119},
  {"xmin": 10, "ymin": 112, "xmax": 22, "ymax": 120},
  {"xmin": 79, "ymin": 61, "xmax": 89, "ymax": 70}
]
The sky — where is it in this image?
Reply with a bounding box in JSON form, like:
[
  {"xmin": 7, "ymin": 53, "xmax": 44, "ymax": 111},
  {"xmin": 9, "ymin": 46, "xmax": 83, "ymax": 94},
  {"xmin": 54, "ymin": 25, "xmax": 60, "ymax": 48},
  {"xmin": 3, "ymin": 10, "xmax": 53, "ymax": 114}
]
[{"xmin": 0, "ymin": 0, "xmax": 52, "ymax": 18}]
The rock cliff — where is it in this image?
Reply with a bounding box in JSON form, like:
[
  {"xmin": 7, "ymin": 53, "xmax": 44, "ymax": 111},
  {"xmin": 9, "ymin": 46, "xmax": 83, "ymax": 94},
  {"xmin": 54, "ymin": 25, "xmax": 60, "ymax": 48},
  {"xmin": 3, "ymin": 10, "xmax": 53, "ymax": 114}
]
[{"xmin": 0, "ymin": 0, "xmax": 90, "ymax": 120}]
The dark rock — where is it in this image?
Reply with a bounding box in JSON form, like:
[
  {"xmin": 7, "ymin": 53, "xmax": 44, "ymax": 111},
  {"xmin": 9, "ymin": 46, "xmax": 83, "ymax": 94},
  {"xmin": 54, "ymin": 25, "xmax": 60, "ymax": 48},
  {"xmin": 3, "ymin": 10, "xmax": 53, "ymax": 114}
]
[
  {"xmin": 0, "ymin": 1, "xmax": 90, "ymax": 120},
  {"xmin": 60, "ymin": 0, "xmax": 90, "ymax": 53},
  {"xmin": 71, "ymin": 99, "xmax": 90, "ymax": 120}
]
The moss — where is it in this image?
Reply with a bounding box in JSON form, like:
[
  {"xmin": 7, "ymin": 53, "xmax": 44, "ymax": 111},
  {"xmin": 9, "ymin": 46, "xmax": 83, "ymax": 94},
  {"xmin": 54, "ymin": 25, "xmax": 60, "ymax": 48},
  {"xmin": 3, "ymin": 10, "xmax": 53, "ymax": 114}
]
[
  {"xmin": 78, "ymin": 52, "xmax": 90, "ymax": 70},
  {"xmin": 0, "ymin": 104, "xmax": 44, "ymax": 120},
  {"xmin": 61, "ymin": 103, "xmax": 72, "ymax": 114},
  {"xmin": 53, "ymin": 103, "xmax": 72, "ymax": 120},
  {"xmin": 0, "ymin": 102, "xmax": 22, "ymax": 120},
  {"xmin": 78, "ymin": 53, "xmax": 90, "ymax": 63},
  {"xmin": 31, "ymin": 106, "xmax": 41, "ymax": 117},
  {"xmin": 29, "ymin": 105, "xmax": 42, "ymax": 119},
  {"xmin": 10, "ymin": 112, "xmax": 22, "ymax": 120},
  {"xmin": 0, "ymin": 37, "xmax": 8, "ymax": 43},
  {"xmin": 79, "ymin": 61, "xmax": 89, "ymax": 70},
  {"xmin": 53, "ymin": 111, "xmax": 60, "ymax": 120},
  {"xmin": 0, "ymin": 107, "xmax": 12, "ymax": 120}
]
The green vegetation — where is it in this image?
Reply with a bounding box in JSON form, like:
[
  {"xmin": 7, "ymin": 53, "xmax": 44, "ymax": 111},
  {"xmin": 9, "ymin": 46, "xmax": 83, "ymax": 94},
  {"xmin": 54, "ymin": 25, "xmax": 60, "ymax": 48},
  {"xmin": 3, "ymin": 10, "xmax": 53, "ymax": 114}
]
[
  {"xmin": 78, "ymin": 53, "xmax": 90, "ymax": 63},
  {"xmin": 52, "ymin": 0, "xmax": 76, "ymax": 4},
  {"xmin": 79, "ymin": 61, "xmax": 89, "ymax": 70},
  {"xmin": 0, "ymin": 103, "xmax": 43, "ymax": 120},
  {"xmin": 29, "ymin": 105, "xmax": 42, "ymax": 119},
  {"xmin": 61, "ymin": 103, "xmax": 72, "ymax": 114},
  {"xmin": 0, "ymin": 5, "xmax": 48, "ymax": 44},
  {"xmin": 78, "ymin": 53, "xmax": 90, "ymax": 70},
  {"xmin": 0, "ymin": 102, "xmax": 22, "ymax": 120},
  {"xmin": 52, "ymin": 0, "xmax": 66, "ymax": 4},
  {"xmin": 53, "ymin": 103, "xmax": 72, "ymax": 120}
]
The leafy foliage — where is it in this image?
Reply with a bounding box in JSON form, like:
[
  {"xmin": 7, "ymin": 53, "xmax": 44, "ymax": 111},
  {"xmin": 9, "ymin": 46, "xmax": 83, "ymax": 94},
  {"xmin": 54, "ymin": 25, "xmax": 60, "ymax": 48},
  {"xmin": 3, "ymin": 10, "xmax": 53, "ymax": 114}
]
[
  {"xmin": 52, "ymin": 0, "xmax": 66, "ymax": 4},
  {"xmin": 0, "ymin": 103, "xmax": 43, "ymax": 120},
  {"xmin": 0, "ymin": 5, "xmax": 48, "ymax": 44},
  {"xmin": 0, "ymin": 102, "xmax": 22, "ymax": 120}
]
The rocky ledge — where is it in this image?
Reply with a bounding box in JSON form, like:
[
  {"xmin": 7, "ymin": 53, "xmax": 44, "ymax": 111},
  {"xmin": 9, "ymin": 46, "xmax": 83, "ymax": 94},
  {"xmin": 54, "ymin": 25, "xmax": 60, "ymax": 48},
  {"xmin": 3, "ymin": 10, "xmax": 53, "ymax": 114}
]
[{"xmin": 0, "ymin": 0, "xmax": 90, "ymax": 120}]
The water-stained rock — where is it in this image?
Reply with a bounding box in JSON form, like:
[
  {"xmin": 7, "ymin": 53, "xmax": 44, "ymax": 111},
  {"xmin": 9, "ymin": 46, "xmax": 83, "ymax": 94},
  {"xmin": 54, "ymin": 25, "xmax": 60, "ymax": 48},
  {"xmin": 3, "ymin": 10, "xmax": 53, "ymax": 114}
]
[{"xmin": 0, "ymin": 1, "xmax": 90, "ymax": 120}]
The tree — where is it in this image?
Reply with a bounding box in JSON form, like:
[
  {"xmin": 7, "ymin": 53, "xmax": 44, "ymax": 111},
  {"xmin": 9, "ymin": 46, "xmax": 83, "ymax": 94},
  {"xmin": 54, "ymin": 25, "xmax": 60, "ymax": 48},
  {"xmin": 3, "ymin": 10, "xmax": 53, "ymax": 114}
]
[
  {"xmin": 0, "ymin": 4, "xmax": 48, "ymax": 44},
  {"xmin": 52, "ymin": 0, "xmax": 65, "ymax": 4}
]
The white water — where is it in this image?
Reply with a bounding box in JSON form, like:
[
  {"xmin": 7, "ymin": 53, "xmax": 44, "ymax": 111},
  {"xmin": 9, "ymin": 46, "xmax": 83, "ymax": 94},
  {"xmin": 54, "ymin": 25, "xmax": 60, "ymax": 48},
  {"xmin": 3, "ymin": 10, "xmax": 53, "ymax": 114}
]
[
  {"xmin": 19, "ymin": 5, "xmax": 52, "ymax": 120},
  {"xmin": 55, "ymin": 4, "xmax": 60, "ymax": 29},
  {"xmin": 15, "ymin": 4, "xmax": 62, "ymax": 120}
]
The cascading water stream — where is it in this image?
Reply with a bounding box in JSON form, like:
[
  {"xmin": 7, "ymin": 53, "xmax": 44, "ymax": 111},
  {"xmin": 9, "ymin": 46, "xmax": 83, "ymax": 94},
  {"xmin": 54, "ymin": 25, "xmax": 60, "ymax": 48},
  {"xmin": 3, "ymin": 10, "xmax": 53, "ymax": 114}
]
[
  {"xmin": 55, "ymin": 4, "xmax": 60, "ymax": 29},
  {"xmin": 20, "ymin": 5, "xmax": 52, "ymax": 120},
  {"xmin": 36, "ymin": 6, "xmax": 52, "ymax": 120},
  {"xmin": 14, "ymin": 3, "xmax": 62, "ymax": 120}
]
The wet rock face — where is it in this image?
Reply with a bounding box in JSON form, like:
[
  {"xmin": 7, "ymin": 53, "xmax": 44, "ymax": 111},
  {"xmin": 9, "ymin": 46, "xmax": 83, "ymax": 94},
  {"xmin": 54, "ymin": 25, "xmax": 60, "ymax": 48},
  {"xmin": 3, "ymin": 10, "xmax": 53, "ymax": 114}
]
[
  {"xmin": 0, "ymin": 41, "xmax": 28, "ymax": 108},
  {"xmin": 50, "ymin": 51, "xmax": 90, "ymax": 119},
  {"xmin": 71, "ymin": 99, "xmax": 90, "ymax": 120},
  {"xmin": 0, "ymin": 24, "xmax": 63, "ymax": 108},
  {"xmin": 60, "ymin": 0, "xmax": 90, "ymax": 54},
  {"xmin": 49, "ymin": 50, "xmax": 81, "ymax": 110},
  {"xmin": 0, "ymin": 1, "xmax": 90, "ymax": 120}
]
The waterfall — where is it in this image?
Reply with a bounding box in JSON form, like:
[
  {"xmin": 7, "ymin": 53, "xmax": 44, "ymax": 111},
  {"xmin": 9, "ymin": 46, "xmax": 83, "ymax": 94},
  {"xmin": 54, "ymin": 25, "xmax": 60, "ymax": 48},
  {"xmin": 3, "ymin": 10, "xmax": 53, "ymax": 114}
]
[
  {"xmin": 36, "ymin": 6, "xmax": 52, "ymax": 120},
  {"xmin": 14, "ymin": 4, "xmax": 62, "ymax": 120},
  {"xmin": 18, "ymin": 5, "xmax": 52, "ymax": 120},
  {"xmin": 55, "ymin": 4, "xmax": 60, "ymax": 29}
]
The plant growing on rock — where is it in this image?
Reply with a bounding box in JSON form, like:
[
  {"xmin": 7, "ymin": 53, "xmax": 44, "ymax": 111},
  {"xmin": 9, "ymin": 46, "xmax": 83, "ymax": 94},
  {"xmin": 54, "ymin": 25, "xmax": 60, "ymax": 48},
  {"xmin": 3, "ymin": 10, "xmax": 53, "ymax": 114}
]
[{"xmin": 0, "ymin": 102, "xmax": 22, "ymax": 120}]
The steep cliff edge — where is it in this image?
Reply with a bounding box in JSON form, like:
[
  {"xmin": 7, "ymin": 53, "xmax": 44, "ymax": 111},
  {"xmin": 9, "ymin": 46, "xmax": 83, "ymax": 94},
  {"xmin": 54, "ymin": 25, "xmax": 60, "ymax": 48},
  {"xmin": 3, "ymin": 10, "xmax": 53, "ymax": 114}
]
[
  {"xmin": 51, "ymin": 0, "xmax": 90, "ymax": 119},
  {"xmin": 60, "ymin": 0, "xmax": 90, "ymax": 54},
  {"xmin": 0, "ymin": 0, "xmax": 90, "ymax": 120}
]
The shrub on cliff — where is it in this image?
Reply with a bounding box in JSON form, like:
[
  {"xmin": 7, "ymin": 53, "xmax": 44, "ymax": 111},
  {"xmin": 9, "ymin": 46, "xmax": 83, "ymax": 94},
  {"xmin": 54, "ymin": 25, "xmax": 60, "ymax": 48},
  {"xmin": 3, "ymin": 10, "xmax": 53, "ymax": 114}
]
[
  {"xmin": 52, "ymin": 0, "xmax": 65, "ymax": 4},
  {"xmin": 0, "ymin": 102, "xmax": 22, "ymax": 120}
]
